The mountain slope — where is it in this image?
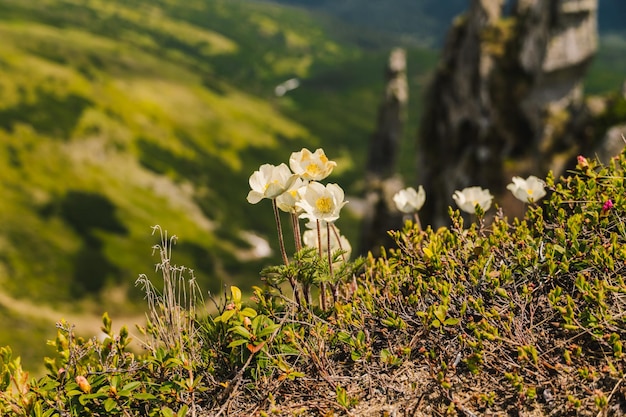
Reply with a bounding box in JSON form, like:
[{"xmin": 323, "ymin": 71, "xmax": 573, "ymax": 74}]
[
  {"xmin": 0, "ymin": 0, "xmax": 443, "ymax": 370},
  {"xmin": 0, "ymin": 0, "xmax": 370, "ymax": 312},
  {"xmin": 0, "ymin": 0, "xmax": 318, "ymax": 369}
]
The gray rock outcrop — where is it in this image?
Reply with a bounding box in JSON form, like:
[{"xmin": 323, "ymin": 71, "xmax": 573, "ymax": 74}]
[
  {"xmin": 360, "ymin": 48, "xmax": 408, "ymax": 255},
  {"xmin": 417, "ymin": 0, "xmax": 601, "ymax": 226}
]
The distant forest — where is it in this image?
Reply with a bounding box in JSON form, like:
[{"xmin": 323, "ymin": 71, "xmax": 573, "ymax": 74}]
[{"xmin": 260, "ymin": 0, "xmax": 626, "ymax": 45}]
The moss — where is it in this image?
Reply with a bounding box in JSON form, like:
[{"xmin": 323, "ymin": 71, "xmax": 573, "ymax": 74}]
[{"xmin": 480, "ymin": 17, "xmax": 518, "ymax": 58}]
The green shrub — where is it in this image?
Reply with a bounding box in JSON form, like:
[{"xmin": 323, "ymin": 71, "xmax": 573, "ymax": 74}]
[{"xmin": 2, "ymin": 152, "xmax": 626, "ymax": 415}]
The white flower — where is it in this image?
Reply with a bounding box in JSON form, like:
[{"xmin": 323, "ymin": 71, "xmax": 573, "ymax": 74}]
[
  {"xmin": 289, "ymin": 148, "xmax": 337, "ymax": 181},
  {"xmin": 247, "ymin": 163, "xmax": 297, "ymax": 204},
  {"xmin": 452, "ymin": 186, "xmax": 493, "ymax": 214},
  {"xmin": 506, "ymin": 175, "xmax": 546, "ymax": 203},
  {"xmin": 276, "ymin": 177, "xmax": 305, "ymax": 213},
  {"xmin": 302, "ymin": 227, "xmax": 352, "ymax": 260},
  {"xmin": 296, "ymin": 182, "xmax": 347, "ymax": 224},
  {"xmin": 393, "ymin": 186, "xmax": 426, "ymax": 213}
]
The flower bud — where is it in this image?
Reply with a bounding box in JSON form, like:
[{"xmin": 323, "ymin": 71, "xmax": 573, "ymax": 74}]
[{"xmin": 76, "ymin": 375, "xmax": 91, "ymax": 393}]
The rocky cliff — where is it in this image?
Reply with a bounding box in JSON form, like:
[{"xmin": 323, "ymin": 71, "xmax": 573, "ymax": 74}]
[
  {"xmin": 359, "ymin": 48, "xmax": 409, "ymax": 255},
  {"xmin": 417, "ymin": 0, "xmax": 622, "ymax": 226}
]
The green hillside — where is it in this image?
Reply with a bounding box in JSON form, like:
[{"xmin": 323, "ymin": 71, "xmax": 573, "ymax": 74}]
[
  {"xmin": 0, "ymin": 0, "xmax": 312, "ymax": 303},
  {"xmin": 0, "ymin": 0, "xmax": 439, "ymax": 370}
]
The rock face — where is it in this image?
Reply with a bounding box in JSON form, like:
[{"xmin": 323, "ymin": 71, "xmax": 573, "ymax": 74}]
[
  {"xmin": 360, "ymin": 48, "xmax": 408, "ymax": 255},
  {"xmin": 365, "ymin": 48, "xmax": 409, "ymax": 179},
  {"xmin": 418, "ymin": 0, "xmax": 602, "ymax": 226}
]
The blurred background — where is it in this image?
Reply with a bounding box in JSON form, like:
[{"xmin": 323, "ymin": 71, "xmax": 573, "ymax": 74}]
[{"xmin": 0, "ymin": 0, "xmax": 625, "ymax": 371}]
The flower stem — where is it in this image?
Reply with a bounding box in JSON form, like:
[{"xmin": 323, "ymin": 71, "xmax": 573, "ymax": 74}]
[
  {"xmin": 291, "ymin": 211, "xmax": 302, "ymax": 253},
  {"xmin": 413, "ymin": 213, "xmax": 422, "ymax": 231},
  {"xmin": 273, "ymin": 200, "xmax": 302, "ymax": 307},
  {"xmin": 272, "ymin": 199, "xmax": 289, "ymax": 266},
  {"xmin": 327, "ymin": 223, "xmax": 338, "ymax": 304},
  {"xmin": 330, "ymin": 224, "xmax": 346, "ymax": 262},
  {"xmin": 317, "ymin": 220, "xmax": 327, "ymax": 310},
  {"xmin": 292, "ymin": 211, "xmax": 308, "ymax": 305},
  {"xmin": 316, "ymin": 220, "xmax": 323, "ymax": 258}
]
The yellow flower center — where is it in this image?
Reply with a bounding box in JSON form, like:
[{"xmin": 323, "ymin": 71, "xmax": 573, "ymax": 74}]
[
  {"xmin": 306, "ymin": 163, "xmax": 322, "ymax": 176},
  {"xmin": 527, "ymin": 189, "xmax": 533, "ymax": 195},
  {"xmin": 315, "ymin": 197, "xmax": 333, "ymax": 213},
  {"xmin": 264, "ymin": 180, "xmax": 279, "ymax": 191}
]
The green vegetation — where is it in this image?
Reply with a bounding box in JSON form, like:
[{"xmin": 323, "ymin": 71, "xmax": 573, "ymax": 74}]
[
  {"xmin": 0, "ymin": 0, "xmax": 442, "ymax": 370},
  {"xmin": 586, "ymin": 35, "xmax": 626, "ymax": 94},
  {"xmin": 2, "ymin": 150, "xmax": 626, "ymax": 415},
  {"xmin": 1, "ymin": 0, "xmax": 626, "ymax": 385},
  {"xmin": 0, "ymin": 0, "xmax": 322, "ymax": 306},
  {"xmin": 260, "ymin": 0, "xmax": 626, "ymax": 45}
]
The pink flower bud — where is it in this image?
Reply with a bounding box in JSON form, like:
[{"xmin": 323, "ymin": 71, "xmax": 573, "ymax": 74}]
[
  {"xmin": 602, "ymin": 199, "xmax": 614, "ymax": 213},
  {"xmin": 577, "ymin": 155, "xmax": 588, "ymax": 168}
]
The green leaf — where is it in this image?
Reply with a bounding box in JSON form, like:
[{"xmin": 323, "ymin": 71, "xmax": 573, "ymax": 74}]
[
  {"xmin": 216, "ymin": 309, "xmax": 235, "ymax": 323},
  {"xmin": 32, "ymin": 401, "xmax": 43, "ymax": 417},
  {"xmin": 240, "ymin": 307, "xmax": 258, "ymax": 318},
  {"xmin": 231, "ymin": 286, "xmax": 242, "ymax": 304},
  {"xmin": 495, "ymin": 287, "xmax": 508, "ymax": 298},
  {"xmin": 336, "ymin": 385, "xmax": 348, "ymax": 408},
  {"xmin": 111, "ymin": 375, "xmax": 121, "ymax": 389},
  {"xmin": 444, "ymin": 318, "xmax": 459, "ymax": 326},
  {"xmin": 229, "ymin": 325, "xmax": 252, "ymax": 339},
  {"xmin": 337, "ymin": 331, "xmax": 351, "ymax": 343},
  {"xmin": 434, "ymin": 305, "xmax": 447, "ymax": 323},
  {"xmin": 79, "ymin": 392, "xmax": 107, "ymax": 405},
  {"xmin": 161, "ymin": 407, "xmax": 175, "ymax": 417},
  {"xmin": 121, "ymin": 381, "xmax": 141, "ymax": 392},
  {"xmin": 134, "ymin": 393, "xmax": 157, "ymax": 400},
  {"xmin": 257, "ymin": 323, "xmax": 280, "ymax": 338},
  {"xmin": 104, "ymin": 397, "xmax": 117, "ymax": 412},
  {"xmin": 288, "ymin": 371, "xmax": 305, "ymax": 380},
  {"xmin": 42, "ymin": 408, "xmax": 56, "ymax": 417},
  {"xmin": 164, "ymin": 358, "xmax": 184, "ymax": 368},
  {"xmin": 101, "ymin": 312, "xmax": 112, "ymax": 335},
  {"xmin": 228, "ymin": 339, "xmax": 249, "ymax": 348}
]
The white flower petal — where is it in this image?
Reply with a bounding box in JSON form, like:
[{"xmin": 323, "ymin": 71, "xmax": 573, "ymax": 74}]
[
  {"xmin": 247, "ymin": 163, "xmax": 298, "ymax": 203},
  {"xmin": 247, "ymin": 190, "xmax": 264, "ymax": 204},
  {"xmin": 507, "ymin": 175, "xmax": 546, "ymax": 203},
  {"xmin": 290, "ymin": 148, "xmax": 336, "ymax": 181},
  {"xmin": 453, "ymin": 186, "xmax": 493, "ymax": 213},
  {"xmin": 393, "ymin": 186, "xmax": 426, "ymax": 213}
]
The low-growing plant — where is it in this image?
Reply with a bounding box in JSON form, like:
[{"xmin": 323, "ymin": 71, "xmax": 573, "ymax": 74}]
[{"xmin": 2, "ymin": 149, "xmax": 626, "ymax": 415}]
